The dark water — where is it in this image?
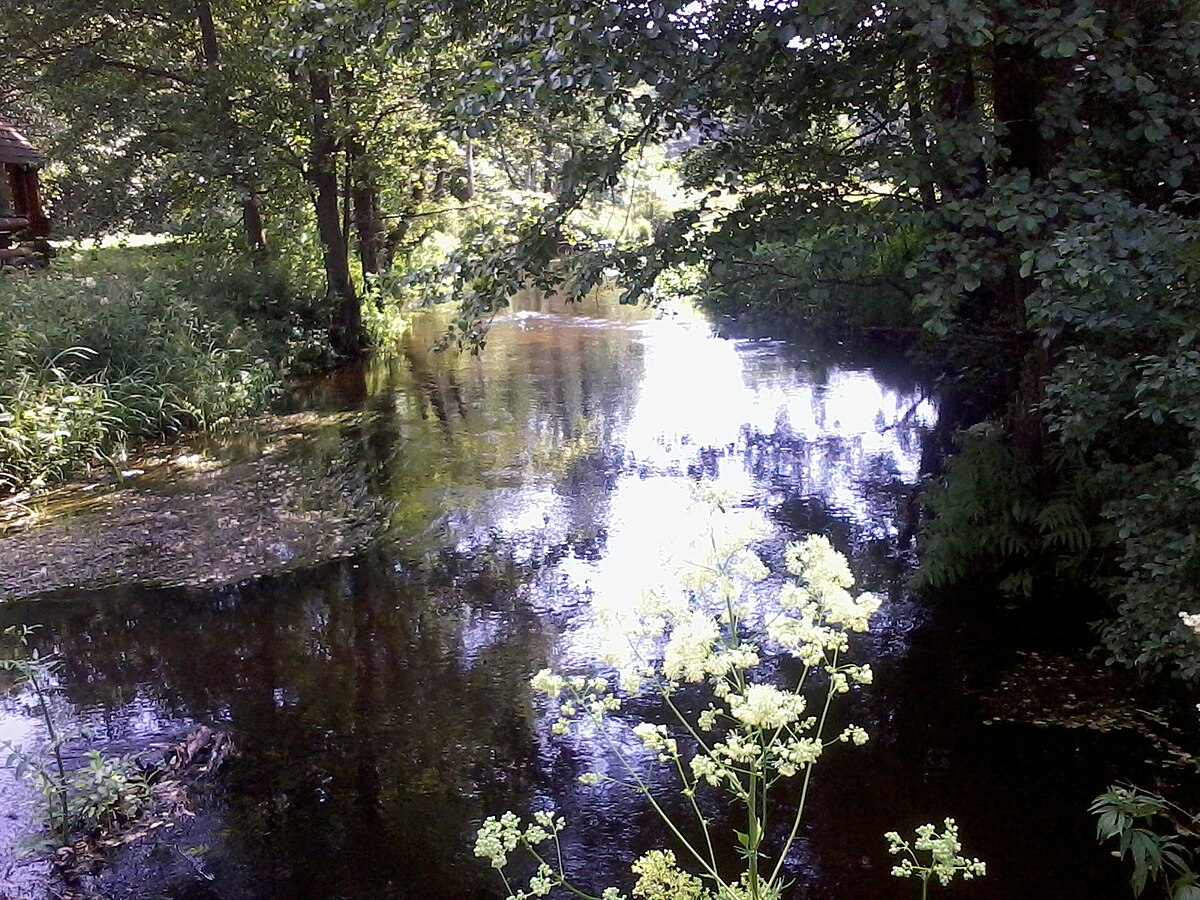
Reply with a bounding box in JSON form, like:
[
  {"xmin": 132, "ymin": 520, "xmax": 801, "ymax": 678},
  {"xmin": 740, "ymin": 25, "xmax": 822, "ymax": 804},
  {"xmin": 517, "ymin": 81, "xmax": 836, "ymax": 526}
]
[{"xmin": 0, "ymin": 294, "xmax": 1132, "ymax": 898}]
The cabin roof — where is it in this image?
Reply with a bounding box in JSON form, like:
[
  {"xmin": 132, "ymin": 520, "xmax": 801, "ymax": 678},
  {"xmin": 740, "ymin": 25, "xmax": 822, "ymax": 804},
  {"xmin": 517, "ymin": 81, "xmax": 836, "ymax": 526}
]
[{"xmin": 0, "ymin": 117, "xmax": 44, "ymax": 166}]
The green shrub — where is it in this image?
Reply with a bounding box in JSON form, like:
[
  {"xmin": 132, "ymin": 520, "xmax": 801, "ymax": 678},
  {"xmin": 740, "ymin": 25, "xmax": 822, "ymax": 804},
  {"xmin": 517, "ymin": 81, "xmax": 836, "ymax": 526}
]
[{"xmin": 0, "ymin": 243, "xmax": 308, "ymax": 491}]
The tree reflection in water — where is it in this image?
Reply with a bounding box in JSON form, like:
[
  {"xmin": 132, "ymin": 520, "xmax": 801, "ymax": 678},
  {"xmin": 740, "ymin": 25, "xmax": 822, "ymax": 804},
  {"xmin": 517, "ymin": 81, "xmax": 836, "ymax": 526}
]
[{"xmin": 0, "ymin": 295, "xmax": 1128, "ymax": 899}]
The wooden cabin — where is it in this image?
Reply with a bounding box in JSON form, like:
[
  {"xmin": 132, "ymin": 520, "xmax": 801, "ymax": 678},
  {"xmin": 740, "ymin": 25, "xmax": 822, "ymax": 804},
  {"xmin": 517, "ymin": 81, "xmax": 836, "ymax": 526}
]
[{"xmin": 0, "ymin": 116, "xmax": 51, "ymax": 266}]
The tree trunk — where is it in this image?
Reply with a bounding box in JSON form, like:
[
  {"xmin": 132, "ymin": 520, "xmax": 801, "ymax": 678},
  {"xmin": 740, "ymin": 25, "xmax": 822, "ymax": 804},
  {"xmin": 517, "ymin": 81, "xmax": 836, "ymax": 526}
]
[
  {"xmin": 347, "ymin": 134, "xmax": 382, "ymax": 282},
  {"xmin": 307, "ymin": 66, "xmax": 364, "ymax": 357},
  {"xmin": 930, "ymin": 51, "xmax": 987, "ymax": 200},
  {"xmin": 196, "ymin": 0, "xmax": 267, "ymax": 253},
  {"xmin": 904, "ymin": 56, "xmax": 937, "ymax": 211},
  {"xmin": 990, "ymin": 37, "xmax": 1073, "ymax": 464}
]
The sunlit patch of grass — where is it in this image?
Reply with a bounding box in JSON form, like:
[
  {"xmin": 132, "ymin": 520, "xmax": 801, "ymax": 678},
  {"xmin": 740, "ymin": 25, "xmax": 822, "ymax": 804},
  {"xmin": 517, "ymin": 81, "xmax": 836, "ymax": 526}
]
[{"xmin": 0, "ymin": 242, "xmax": 322, "ymax": 493}]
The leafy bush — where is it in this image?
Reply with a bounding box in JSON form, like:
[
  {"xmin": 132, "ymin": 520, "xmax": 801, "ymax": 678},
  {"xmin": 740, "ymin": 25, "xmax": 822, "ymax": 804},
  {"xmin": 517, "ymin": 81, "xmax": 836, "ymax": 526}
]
[
  {"xmin": 917, "ymin": 196, "xmax": 1200, "ymax": 680},
  {"xmin": 913, "ymin": 425, "xmax": 1102, "ymax": 599},
  {"xmin": 1092, "ymin": 786, "xmax": 1200, "ymax": 900},
  {"xmin": 0, "ymin": 242, "xmax": 309, "ymax": 492},
  {"xmin": 697, "ymin": 211, "xmax": 919, "ymax": 332}
]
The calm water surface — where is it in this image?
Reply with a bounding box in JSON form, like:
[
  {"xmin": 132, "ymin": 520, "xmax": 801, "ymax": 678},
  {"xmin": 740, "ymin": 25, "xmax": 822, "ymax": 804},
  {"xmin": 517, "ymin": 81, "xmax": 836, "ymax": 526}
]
[{"xmin": 0, "ymin": 295, "xmax": 1130, "ymax": 898}]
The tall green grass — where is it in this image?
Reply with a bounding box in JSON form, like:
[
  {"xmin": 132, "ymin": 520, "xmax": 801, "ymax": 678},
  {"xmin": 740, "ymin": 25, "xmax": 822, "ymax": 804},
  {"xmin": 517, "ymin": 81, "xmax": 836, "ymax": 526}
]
[{"xmin": 0, "ymin": 243, "xmax": 321, "ymax": 492}]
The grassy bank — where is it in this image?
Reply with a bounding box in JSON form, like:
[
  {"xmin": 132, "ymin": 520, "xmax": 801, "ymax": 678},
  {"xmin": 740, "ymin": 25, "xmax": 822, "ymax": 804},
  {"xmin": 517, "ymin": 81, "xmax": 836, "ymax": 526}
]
[{"xmin": 0, "ymin": 240, "xmax": 328, "ymax": 493}]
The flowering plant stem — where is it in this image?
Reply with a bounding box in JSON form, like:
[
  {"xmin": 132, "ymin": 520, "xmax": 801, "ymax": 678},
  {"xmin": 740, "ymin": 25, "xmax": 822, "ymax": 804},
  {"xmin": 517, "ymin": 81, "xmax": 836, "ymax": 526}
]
[{"xmin": 475, "ymin": 498, "xmax": 983, "ymax": 900}]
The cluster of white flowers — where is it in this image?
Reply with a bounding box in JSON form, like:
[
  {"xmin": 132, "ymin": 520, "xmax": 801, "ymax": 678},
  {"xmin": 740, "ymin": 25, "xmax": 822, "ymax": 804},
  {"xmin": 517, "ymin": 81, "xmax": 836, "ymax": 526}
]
[
  {"xmin": 531, "ymin": 669, "xmax": 622, "ymax": 735},
  {"xmin": 473, "ymin": 811, "xmax": 575, "ymax": 900},
  {"xmin": 785, "ymin": 534, "xmax": 854, "ymax": 591},
  {"xmin": 711, "ymin": 731, "xmax": 762, "ymax": 765},
  {"xmin": 766, "ymin": 611, "xmax": 849, "ymax": 666},
  {"xmin": 886, "ymin": 818, "xmax": 987, "ymax": 886},
  {"xmin": 478, "ymin": 499, "xmax": 910, "ymax": 900},
  {"xmin": 838, "ymin": 726, "xmax": 869, "ymax": 746},
  {"xmin": 768, "ymin": 737, "xmax": 824, "ymax": 777},
  {"xmin": 689, "ymin": 752, "xmax": 724, "ymax": 787},
  {"xmin": 475, "ymin": 810, "xmax": 563, "ymax": 870},
  {"xmin": 728, "ymin": 683, "xmax": 807, "ymax": 730},
  {"xmin": 634, "ymin": 722, "xmax": 679, "ymax": 761},
  {"xmin": 663, "ymin": 611, "xmax": 721, "ymax": 682},
  {"xmin": 631, "ymin": 849, "xmax": 711, "ymax": 900}
]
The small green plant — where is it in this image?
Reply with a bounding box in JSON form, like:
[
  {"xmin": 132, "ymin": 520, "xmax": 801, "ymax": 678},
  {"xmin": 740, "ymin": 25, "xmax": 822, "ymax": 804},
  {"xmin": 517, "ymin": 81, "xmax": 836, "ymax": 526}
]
[
  {"xmin": 886, "ymin": 819, "xmax": 987, "ymax": 900},
  {"xmin": 2, "ymin": 624, "xmax": 71, "ymax": 842},
  {"xmin": 474, "ymin": 492, "xmax": 985, "ymax": 899},
  {"xmin": 66, "ymin": 750, "xmax": 150, "ymax": 832},
  {"xmin": 1, "ymin": 624, "xmax": 151, "ymax": 846},
  {"xmin": 1091, "ymin": 785, "xmax": 1200, "ymax": 900}
]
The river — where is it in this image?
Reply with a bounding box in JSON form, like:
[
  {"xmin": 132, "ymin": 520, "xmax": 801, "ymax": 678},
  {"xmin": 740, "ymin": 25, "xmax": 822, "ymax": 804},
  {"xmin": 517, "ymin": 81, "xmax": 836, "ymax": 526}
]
[{"xmin": 0, "ymin": 293, "xmax": 1134, "ymax": 898}]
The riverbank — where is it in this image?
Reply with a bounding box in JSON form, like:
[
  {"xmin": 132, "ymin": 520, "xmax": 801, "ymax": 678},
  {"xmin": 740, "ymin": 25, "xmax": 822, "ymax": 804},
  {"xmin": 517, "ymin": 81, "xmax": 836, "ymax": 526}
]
[
  {"xmin": 0, "ymin": 240, "xmax": 331, "ymax": 498},
  {"xmin": 0, "ymin": 409, "xmax": 388, "ymax": 598}
]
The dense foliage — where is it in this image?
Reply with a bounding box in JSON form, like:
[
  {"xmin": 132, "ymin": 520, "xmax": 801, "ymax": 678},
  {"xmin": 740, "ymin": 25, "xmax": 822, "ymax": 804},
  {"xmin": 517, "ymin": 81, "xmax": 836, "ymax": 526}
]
[
  {"xmin": 0, "ymin": 244, "xmax": 294, "ymax": 491},
  {"xmin": 379, "ymin": 0, "xmax": 1200, "ymax": 680},
  {"xmin": 1, "ymin": 0, "xmax": 679, "ymax": 356}
]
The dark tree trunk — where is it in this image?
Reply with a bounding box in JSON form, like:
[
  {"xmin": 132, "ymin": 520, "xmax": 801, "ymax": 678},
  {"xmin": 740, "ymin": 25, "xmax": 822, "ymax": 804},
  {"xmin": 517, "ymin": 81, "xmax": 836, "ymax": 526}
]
[
  {"xmin": 196, "ymin": 0, "xmax": 267, "ymax": 253},
  {"xmin": 930, "ymin": 52, "xmax": 987, "ymax": 200},
  {"xmin": 992, "ymin": 41, "xmax": 1060, "ymax": 180},
  {"xmin": 307, "ymin": 66, "xmax": 364, "ymax": 357},
  {"xmin": 347, "ymin": 135, "xmax": 382, "ymax": 282},
  {"xmin": 904, "ymin": 56, "xmax": 938, "ymax": 211},
  {"xmin": 240, "ymin": 197, "xmax": 267, "ymax": 252},
  {"xmin": 990, "ymin": 37, "xmax": 1073, "ymax": 463}
]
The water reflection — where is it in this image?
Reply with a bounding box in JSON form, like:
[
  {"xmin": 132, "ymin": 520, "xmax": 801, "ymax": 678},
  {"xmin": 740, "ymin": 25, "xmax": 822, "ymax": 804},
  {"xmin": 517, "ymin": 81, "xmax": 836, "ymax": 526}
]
[{"xmin": 0, "ymin": 295, "xmax": 1128, "ymax": 899}]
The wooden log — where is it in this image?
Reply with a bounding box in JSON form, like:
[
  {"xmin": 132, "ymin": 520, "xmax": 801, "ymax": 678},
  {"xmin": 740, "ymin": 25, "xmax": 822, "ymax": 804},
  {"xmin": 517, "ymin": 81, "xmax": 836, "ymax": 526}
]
[
  {"xmin": 0, "ymin": 215, "xmax": 30, "ymax": 231},
  {"xmin": 0, "ymin": 246, "xmax": 35, "ymax": 260}
]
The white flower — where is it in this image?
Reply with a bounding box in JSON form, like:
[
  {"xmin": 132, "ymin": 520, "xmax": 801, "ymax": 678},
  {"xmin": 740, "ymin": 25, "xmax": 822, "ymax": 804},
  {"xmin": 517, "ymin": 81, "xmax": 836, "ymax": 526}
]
[
  {"xmin": 663, "ymin": 611, "xmax": 719, "ymax": 682},
  {"xmin": 785, "ymin": 535, "xmax": 854, "ymax": 590},
  {"xmin": 690, "ymin": 753, "xmax": 723, "ymax": 786},
  {"xmin": 474, "ymin": 811, "xmax": 523, "ymax": 869},
  {"xmin": 887, "ymin": 819, "xmax": 987, "ymax": 886},
  {"xmin": 713, "ymin": 732, "xmax": 761, "ymax": 764},
  {"xmin": 771, "ymin": 737, "xmax": 823, "ymax": 776},
  {"xmin": 730, "ymin": 549, "xmax": 770, "ymax": 583},
  {"xmin": 838, "ymin": 725, "xmax": 869, "ymax": 746},
  {"xmin": 531, "ymin": 669, "xmax": 565, "ymax": 698},
  {"xmin": 633, "ymin": 722, "xmax": 666, "ymax": 750},
  {"xmin": 728, "ymin": 683, "xmax": 807, "ymax": 730},
  {"xmin": 528, "ymin": 863, "xmax": 554, "ymax": 896},
  {"xmin": 821, "ymin": 589, "xmax": 880, "ymax": 633},
  {"xmin": 847, "ymin": 664, "xmax": 873, "ymax": 685}
]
